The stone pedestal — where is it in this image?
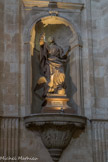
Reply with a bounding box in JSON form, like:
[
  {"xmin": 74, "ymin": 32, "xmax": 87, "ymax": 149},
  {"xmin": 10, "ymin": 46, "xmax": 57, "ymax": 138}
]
[{"xmin": 42, "ymin": 95, "xmax": 75, "ymax": 113}]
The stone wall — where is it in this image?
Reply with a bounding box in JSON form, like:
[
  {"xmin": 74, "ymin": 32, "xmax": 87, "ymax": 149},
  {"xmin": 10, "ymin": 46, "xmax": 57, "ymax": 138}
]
[
  {"xmin": 0, "ymin": 0, "xmax": 108, "ymax": 162},
  {"xmin": 91, "ymin": 0, "xmax": 108, "ymax": 119}
]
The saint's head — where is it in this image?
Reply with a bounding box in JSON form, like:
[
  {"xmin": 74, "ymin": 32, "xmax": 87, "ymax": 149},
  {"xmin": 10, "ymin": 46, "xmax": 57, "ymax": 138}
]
[{"xmin": 48, "ymin": 36, "xmax": 55, "ymax": 44}]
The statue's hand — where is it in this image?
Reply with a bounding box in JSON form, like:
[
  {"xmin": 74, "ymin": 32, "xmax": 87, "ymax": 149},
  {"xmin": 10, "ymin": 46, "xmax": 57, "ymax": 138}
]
[
  {"xmin": 39, "ymin": 33, "xmax": 45, "ymax": 46},
  {"xmin": 68, "ymin": 45, "xmax": 71, "ymax": 52}
]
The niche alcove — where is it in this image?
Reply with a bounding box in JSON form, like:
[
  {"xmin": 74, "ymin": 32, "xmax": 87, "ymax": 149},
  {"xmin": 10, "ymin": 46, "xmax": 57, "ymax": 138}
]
[
  {"xmin": 30, "ymin": 16, "xmax": 83, "ymax": 115},
  {"xmin": 24, "ymin": 16, "xmax": 86, "ymax": 162}
]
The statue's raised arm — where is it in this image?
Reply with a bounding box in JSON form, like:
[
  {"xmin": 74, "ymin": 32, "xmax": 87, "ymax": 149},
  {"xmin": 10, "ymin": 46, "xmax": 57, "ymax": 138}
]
[{"xmin": 39, "ymin": 33, "xmax": 45, "ymax": 46}]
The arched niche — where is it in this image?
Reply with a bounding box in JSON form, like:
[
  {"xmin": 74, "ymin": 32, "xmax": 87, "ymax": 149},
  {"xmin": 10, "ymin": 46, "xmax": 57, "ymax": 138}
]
[{"xmin": 25, "ymin": 16, "xmax": 83, "ymax": 115}]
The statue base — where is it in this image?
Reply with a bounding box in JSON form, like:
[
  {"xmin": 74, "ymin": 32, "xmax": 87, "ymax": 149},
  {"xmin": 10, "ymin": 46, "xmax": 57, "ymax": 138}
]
[{"xmin": 42, "ymin": 94, "xmax": 75, "ymax": 113}]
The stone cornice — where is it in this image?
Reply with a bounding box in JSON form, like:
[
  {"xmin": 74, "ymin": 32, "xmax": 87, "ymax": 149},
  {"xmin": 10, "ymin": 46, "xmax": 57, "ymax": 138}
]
[
  {"xmin": 90, "ymin": 119, "xmax": 108, "ymax": 122},
  {"xmin": 22, "ymin": 0, "xmax": 84, "ymax": 11},
  {"xmin": 0, "ymin": 116, "xmax": 108, "ymax": 122}
]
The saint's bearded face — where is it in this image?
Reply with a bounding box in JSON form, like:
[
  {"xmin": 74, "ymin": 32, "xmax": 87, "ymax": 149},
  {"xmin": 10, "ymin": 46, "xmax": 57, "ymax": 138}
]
[{"xmin": 48, "ymin": 36, "xmax": 54, "ymax": 44}]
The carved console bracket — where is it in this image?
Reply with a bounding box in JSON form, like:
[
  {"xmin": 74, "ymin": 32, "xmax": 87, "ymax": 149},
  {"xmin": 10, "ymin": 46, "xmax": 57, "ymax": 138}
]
[{"xmin": 24, "ymin": 113, "xmax": 87, "ymax": 162}]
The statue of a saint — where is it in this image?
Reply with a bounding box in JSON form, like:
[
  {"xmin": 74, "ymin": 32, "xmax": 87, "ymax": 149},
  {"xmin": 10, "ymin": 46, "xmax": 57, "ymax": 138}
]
[{"xmin": 34, "ymin": 33, "xmax": 71, "ymax": 99}]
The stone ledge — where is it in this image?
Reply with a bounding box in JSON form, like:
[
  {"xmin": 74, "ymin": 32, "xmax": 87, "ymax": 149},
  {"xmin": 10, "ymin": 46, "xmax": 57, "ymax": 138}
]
[
  {"xmin": 22, "ymin": 0, "xmax": 84, "ymax": 11},
  {"xmin": 24, "ymin": 113, "xmax": 87, "ymax": 126}
]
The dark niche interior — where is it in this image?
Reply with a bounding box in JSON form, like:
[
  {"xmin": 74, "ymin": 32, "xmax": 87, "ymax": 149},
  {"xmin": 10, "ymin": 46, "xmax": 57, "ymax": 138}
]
[{"xmin": 31, "ymin": 20, "xmax": 78, "ymax": 113}]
